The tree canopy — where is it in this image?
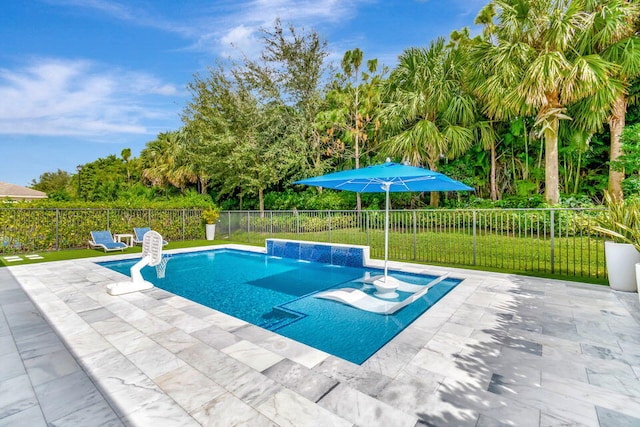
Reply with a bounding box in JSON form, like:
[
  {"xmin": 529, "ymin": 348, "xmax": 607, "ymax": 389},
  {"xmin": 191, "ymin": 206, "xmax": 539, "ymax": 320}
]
[{"xmin": 30, "ymin": 2, "xmax": 640, "ymax": 210}]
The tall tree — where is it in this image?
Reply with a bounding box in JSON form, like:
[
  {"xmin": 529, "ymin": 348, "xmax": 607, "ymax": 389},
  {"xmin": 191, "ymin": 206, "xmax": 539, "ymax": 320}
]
[
  {"xmin": 182, "ymin": 35, "xmax": 305, "ymax": 212},
  {"xmin": 343, "ymin": 48, "xmax": 364, "ymax": 211},
  {"xmin": 472, "ymin": 0, "xmax": 619, "ymax": 205},
  {"xmin": 381, "ymin": 38, "xmax": 476, "ymax": 207},
  {"xmin": 181, "ymin": 22, "xmax": 331, "ymax": 211},
  {"xmin": 318, "ymin": 49, "xmax": 386, "ymax": 210},
  {"xmin": 182, "ymin": 64, "xmax": 258, "ymax": 204},
  {"xmin": 120, "ymin": 148, "xmax": 133, "ymax": 184},
  {"xmin": 575, "ymin": 0, "xmax": 640, "ymax": 201},
  {"xmin": 242, "ymin": 20, "xmax": 330, "ymax": 179},
  {"xmin": 30, "ymin": 169, "xmax": 70, "ymax": 195},
  {"xmin": 451, "ymin": 27, "xmax": 503, "ymax": 201}
]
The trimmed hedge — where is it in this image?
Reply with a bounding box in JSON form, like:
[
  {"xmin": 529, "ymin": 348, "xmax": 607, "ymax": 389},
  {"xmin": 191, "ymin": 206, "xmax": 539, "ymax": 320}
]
[{"xmin": 0, "ymin": 207, "xmax": 203, "ymax": 253}]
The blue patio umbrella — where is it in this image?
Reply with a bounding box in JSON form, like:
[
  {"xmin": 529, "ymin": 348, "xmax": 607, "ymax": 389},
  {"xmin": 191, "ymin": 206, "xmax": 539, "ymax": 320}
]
[{"xmin": 294, "ymin": 160, "xmax": 473, "ymax": 286}]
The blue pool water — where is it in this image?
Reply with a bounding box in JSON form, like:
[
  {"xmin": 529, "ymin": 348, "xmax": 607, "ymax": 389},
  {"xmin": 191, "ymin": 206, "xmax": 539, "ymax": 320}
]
[{"xmin": 101, "ymin": 249, "xmax": 460, "ymax": 364}]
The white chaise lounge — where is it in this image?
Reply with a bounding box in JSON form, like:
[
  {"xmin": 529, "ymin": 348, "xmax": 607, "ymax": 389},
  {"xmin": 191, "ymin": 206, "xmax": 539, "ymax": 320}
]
[{"xmin": 314, "ymin": 273, "xmax": 449, "ymax": 315}]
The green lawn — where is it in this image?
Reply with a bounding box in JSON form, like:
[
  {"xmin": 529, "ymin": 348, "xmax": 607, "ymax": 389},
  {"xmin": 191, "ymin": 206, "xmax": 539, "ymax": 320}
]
[{"xmin": 0, "ymin": 240, "xmax": 253, "ymax": 267}]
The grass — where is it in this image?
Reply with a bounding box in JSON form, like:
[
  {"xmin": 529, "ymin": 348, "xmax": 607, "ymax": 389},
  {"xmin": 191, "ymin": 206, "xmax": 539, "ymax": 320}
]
[{"xmin": 0, "ymin": 239, "xmax": 253, "ymax": 267}]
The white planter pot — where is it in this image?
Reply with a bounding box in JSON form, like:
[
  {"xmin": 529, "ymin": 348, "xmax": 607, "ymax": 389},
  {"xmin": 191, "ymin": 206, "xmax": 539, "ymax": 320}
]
[
  {"xmin": 605, "ymin": 241, "xmax": 640, "ymax": 292},
  {"xmin": 637, "ymin": 263, "xmax": 640, "ymax": 302},
  {"xmin": 205, "ymin": 224, "xmax": 216, "ymax": 241}
]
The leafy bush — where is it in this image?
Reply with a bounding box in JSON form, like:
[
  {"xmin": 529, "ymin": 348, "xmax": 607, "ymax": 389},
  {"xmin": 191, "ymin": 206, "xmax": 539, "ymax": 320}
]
[
  {"xmin": 201, "ymin": 207, "xmax": 220, "ymax": 224},
  {"xmin": 0, "ymin": 207, "xmax": 203, "ymax": 254},
  {"xmin": 591, "ymin": 193, "xmax": 640, "ymax": 251},
  {"xmin": 18, "ymin": 189, "xmax": 214, "ymax": 209},
  {"xmin": 238, "ymin": 212, "xmax": 358, "ymax": 233}
]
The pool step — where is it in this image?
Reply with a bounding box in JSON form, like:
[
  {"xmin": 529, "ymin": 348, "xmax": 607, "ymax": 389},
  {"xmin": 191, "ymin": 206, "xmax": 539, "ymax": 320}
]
[{"xmin": 258, "ymin": 306, "xmax": 305, "ymax": 331}]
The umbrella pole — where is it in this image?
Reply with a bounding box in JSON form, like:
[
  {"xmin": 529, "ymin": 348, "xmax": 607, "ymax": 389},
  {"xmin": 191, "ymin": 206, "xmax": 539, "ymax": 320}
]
[{"xmin": 383, "ymin": 184, "xmax": 390, "ymax": 282}]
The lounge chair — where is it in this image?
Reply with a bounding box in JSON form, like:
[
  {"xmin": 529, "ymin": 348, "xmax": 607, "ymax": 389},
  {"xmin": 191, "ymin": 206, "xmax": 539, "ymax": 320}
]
[
  {"xmin": 133, "ymin": 227, "xmax": 168, "ymax": 246},
  {"xmin": 314, "ymin": 273, "xmax": 449, "ymax": 315},
  {"xmin": 89, "ymin": 230, "xmax": 127, "ymax": 252}
]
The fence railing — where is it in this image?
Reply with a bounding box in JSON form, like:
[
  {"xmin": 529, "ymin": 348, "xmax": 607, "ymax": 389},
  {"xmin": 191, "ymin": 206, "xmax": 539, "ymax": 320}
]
[
  {"xmin": 217, "ymin": 208, "xmax": 607, "ymax": 281},
  {"xmin": 1, "ymin": 207, "xmax": 607, "ymax": 281}
]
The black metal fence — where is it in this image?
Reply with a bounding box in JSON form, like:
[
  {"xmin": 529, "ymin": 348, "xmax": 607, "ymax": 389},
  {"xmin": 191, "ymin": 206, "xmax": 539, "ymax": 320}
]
[
  {"xmin": 217, "ymin": 208, "xmax": 607, "ymax": 281},
  {"xmin": 1, "ymin": 207, "xmax": 607, "ymax": 281}
]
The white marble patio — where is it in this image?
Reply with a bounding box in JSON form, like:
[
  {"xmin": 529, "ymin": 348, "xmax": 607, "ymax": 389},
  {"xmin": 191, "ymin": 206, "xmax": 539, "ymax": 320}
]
[{"xmin": 2, "ymin": 244, "xmax": 640, "ymax": 426}]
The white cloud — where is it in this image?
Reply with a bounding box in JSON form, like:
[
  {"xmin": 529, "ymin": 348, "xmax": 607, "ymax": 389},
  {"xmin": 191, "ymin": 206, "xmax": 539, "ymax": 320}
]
[
  {"xmin": 47, "ymin": 0, "xmax": 370, "ymax": 60},
  {"xmin": 43, "ymin": 0, "xmax": 195, "ymax": 37},
  {"xmin": 219, "ymin": 25, "xmax": 262, "ymax": 58},
  {"xmin": 207, "ymin": 0, "xmax": 368, "ymax": 59},
  {"xmin": 0, "ymin": 58, "xmax": 180, "ymax": 138}
]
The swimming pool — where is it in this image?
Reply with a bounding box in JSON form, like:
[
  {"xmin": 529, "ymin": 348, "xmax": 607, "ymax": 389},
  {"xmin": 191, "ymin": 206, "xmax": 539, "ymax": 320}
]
[{"xmin": 101, "ymin": 249, "xmax": 460, "ymax": 364}]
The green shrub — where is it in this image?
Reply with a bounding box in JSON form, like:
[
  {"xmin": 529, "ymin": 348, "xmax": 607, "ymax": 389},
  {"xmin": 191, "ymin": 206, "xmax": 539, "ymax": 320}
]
[{"xmin": 591, "ymin": 193, "xmax": 640, "ymax": 251}]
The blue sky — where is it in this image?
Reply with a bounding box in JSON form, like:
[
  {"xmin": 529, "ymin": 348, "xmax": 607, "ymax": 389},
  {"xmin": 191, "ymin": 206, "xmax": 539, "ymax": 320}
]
[{"xmin": 0, "ymin": 0, "xmax": 486, "ymax": 186}]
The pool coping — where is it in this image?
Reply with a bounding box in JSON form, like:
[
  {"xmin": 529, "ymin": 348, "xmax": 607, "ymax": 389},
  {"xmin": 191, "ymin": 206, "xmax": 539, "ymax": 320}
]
[{"xmin": 5, "ymin": 244, "xmax": 640, "ymax": 426}]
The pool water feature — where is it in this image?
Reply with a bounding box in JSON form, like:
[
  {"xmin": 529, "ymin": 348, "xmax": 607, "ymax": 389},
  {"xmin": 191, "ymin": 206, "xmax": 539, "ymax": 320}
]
[{"xmin": 101, "ymin": 249, "xmax": 460, "ymax": 364}]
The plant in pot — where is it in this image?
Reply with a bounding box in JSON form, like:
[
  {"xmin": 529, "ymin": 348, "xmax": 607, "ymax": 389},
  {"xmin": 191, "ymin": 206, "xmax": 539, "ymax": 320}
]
[
  {"xmin": 591, "ymin": 193, "xmax": 640, "ymax": 292},
  {"xmin": 202, "ymin": 207, "xmax": 220, "ymax": 241}
]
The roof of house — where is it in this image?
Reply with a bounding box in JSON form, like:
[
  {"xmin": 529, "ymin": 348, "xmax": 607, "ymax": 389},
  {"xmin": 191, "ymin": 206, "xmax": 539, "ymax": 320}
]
[{"xmin": 0, "ymin": 181, "xmax": 47, "ymax": 200}]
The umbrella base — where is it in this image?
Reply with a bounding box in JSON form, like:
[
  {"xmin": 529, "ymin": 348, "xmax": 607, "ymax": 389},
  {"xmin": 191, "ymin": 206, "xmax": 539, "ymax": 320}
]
[
  {"xmin": 373, "ymin": 277, "xmax": 400, "ymax": 299},
  {"xmin": 374, "ymin": 290, "xmax": 399, "ymax": 299}
]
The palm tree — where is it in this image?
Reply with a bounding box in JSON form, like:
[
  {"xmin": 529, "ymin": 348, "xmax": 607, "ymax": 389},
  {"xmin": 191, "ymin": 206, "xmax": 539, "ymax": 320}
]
[
  {"xmin": 450, "ymin": 28, "xmax": 503, "ymax": 201},
  {"xmin": 472, "ymin": 0, "xmax": 619, "ymax": 205},
  {"xmin": 318, "ymin": 49, "xmax": 385, "ymax": 210},
  {"xmin": 343, "ymin": 48, "xmax": 364, "ymax": 211},
  {"xmin": 575, "ymin": 0, "xmax": 640, "ymax": 201},
  {"xmin": 381, "ymin": 38, "xmax": 476, "ymax": 207},
  {"xmin": 140, "ymin": 131, "xmax": 196, "ymax": 193}
]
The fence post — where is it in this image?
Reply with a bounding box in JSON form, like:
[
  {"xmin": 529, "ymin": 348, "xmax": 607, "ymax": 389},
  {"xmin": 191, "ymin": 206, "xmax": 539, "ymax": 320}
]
[
  {"xmin": 473, "ymin": 210, "xmax": 477, "ymax": 265},
  {"xmin": 247, "ymin": 211, "xmax": 250, "ymax": 243},
  {"xmin": 270, "ymin": 211, "xmax": 273, "ymax": 237},
  {"xmin": 55, "ymin": 208, "xmax": 60, "ymax": 251},
  {"xmin": 182, "ymin": 209, "xmax": 186, "ymax": 241},
  {"xmin": 107, "ymin": 209, "xmax": 110, "ymax": 231},
  {"xmin": 328, "ymin": 211, "xmax": 332, "ymax": 242},
  {"xmin": 366, "ymin": 211, "xmax": 370, "ymax": 247},
  {"xmin": 413, "ymin": 210, "xmax": 417, "ymax": 260},
  {"xmin": 227, "ymin": 211, "xmax": 231, "ymax": 239},
  {"xmin": 550, "ymin": 209, "xmax": 555, "ymax": 274}
]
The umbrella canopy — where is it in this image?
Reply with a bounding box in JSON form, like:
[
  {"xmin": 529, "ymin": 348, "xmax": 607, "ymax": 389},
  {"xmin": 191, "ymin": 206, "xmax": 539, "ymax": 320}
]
[
  {"xmin": 294, "ymin": 160, "xmax": 473, "ymax": 288},
  {"xmin": 295, "ymin": 161, "xmax": 473, "ymax": 193}
]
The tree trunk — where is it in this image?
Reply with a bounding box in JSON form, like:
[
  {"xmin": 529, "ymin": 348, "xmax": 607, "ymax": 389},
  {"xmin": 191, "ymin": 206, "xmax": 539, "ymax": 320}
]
[
  {"xmin": 427, "ymin": 159, "xmax": 439, "ymax": 207},
  {"xmin": 199, "ymin": 176, "xmax": 209, "ymax": 195},
  {"xmin": 490, "ymin": 140, "xmax": 497, "ymax": 201},
  {"xmin": 259, "ymin": 188, "xmax": 265, "ymax": 217},
  {"xmin": 430, "ymin": 192, "xmax": 440, "ymax": 208},
  {"xmin": 355, "ymin": 85, "xmax": 362, "ymax": 212},
  {"xmin": 608, "ymin": 95, "xmax": 627, "ymax": 202},
  {"xmin": 355, "ymin": 127, "xmax": 361, "ymax": 211},
  {"xmin": 544, "ymin": 118, "xmax": 560, "ymax": 205}
]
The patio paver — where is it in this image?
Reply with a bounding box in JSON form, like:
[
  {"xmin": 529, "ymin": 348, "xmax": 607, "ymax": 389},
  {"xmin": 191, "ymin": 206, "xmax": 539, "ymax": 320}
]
[{"xmin": 1, "ymin": 245, "xmax": 640, "ymax": 426}]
